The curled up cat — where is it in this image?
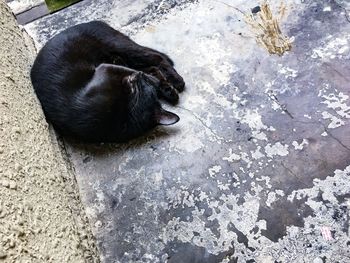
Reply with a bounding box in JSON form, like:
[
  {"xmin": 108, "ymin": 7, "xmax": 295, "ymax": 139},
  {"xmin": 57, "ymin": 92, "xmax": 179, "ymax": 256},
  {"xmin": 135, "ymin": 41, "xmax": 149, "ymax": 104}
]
[{"xmin": 30, "ymin": 21, "xmax": 185, "ymax": 143}]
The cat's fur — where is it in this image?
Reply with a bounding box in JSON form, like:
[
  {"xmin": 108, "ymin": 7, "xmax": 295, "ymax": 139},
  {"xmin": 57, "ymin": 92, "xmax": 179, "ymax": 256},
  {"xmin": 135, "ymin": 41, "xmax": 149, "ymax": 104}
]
[{"xmin": 30, "ymin": 21, "xmax": 185, "ymax": 142}]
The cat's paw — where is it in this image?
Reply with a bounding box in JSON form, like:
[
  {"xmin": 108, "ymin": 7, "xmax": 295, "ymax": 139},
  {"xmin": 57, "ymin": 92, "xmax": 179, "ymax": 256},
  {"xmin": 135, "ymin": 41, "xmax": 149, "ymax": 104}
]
[
  {"xmin": 159, "ymin": 82, "xmax": 179, "ymax": 105},
  {"xmin": 170, "ymin": 75, "xmax": 185, "ymax": 93},
  {"xmin": 141, "ymin": 65, "xmax": 183, "ymax": 104},
  {"xmin": 160, "ymin": 64, "xmax": 185, "ymax": 93}
]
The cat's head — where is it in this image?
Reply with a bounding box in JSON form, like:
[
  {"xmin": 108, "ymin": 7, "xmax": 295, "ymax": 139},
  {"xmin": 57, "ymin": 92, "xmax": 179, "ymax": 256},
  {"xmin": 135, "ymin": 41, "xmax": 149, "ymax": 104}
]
[{"xmin": 122, "ymin": 71, "xmax": 179, "ymax": 137}]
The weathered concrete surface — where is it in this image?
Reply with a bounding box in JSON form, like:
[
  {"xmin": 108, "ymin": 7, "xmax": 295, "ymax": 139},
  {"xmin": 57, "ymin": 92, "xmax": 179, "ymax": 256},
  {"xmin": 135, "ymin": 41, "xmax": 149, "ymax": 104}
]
[
  {"xmin": 24, "ymin": 0, "xmax": 197, "ymax": 48},
  {"xmin": 24, "ymin": 0, "xmax": 350, "ymax": 262},
  {"xmin": 7, "ymin": 0, "xmax": 44, "ymax": 15},
  {"xmin": 0, "ymin": 2, "xmax": 98, "ymax": 262}
]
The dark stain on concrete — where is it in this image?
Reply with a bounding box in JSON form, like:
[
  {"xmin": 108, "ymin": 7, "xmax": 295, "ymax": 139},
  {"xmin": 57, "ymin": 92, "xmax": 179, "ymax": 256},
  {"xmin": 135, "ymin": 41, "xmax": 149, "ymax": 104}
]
[
  {"xmin": 227, "ymin": 223, "xmax": 255, "ymax": 251},
  {"xmin": 165, "ymin": 241, "xmax": 235, "ymax": 263},
  {"xmin": 335, "ymin": 193, "xmax": 350, "ymax": 204},
  {"xmin": 258, "ymin": 196, "xmax": 314, "ymax": 242}
]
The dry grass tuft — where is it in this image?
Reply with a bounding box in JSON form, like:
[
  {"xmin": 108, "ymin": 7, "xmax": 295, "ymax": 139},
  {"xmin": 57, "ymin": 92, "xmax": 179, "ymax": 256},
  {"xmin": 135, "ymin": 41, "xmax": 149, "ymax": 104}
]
[{"xmin": 245, "ymin": 1, "xmax": 292, "ymax": 56}]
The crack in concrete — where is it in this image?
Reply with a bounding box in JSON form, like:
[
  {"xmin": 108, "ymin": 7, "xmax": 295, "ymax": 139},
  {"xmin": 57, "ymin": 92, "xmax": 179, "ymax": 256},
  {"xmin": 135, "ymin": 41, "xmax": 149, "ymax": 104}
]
[
  {"xmin": 326, "ymin": 128, "xmax": 350, "ymax": 152},
  {"xmin": 323, "ymin": 62, "xmax": 350, "ymax": 82},
  {"xmin": 121, "ymin": 0, "xmax": 198, "ymax": 28},
  {"xmin": 175, "ymin": 105, "xmax": 239, "ymax": 144},
  {"xmin": 266, "ymin": 92, "xmax": 294, "ymax": 119},
  {"xmin": 280, "ymin": 161, "xmax": 309, "ymax": 188},
  {"xmin": 293, "ymin": 119, "xmax": 350, "ymax": 152},
  {"xmin": 334, "ymin": 1, "xmax": 350, "ymax": 23}
]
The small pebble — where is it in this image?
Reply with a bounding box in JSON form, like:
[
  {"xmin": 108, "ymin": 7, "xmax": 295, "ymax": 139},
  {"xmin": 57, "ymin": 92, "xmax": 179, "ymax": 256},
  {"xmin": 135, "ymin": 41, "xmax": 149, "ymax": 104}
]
[
  {"xmin": 12, "ymin": 127, "xmax": 21, "ymax": 134},
  {"xmin": 14, "ymin": 163, "xmax": 22, "ymax": 171},
  {"xmin": 0, "ymin": 251, "xmax": 7, "ymax": 259},
  {"xmin": 313, "ymin": 258, "xmax": 323, "ymax": 263},
  {"xmin": 53, "ymin": 239, "xmax": 59, "ymax": 248},
  {"xmin": 94, "ymin": 220, "xmax": 102, "ymax": 228},
  {"xmin": 1, "ymin": 180, "xmax": 9, "ymax": 188},
  {"xmin": 9, "ymin": 181, "xmax": 17, "ymax": 189},
  {"xmin": 17, "ymin": 229, "xmax": 25, "ymax": 237},
  {"xmin": 252, "ymin": 6, "xmax": 261, "ymax": 14},
  {"xmin": 9, "ymin": 239, "xmax": 15, "ymax": 248}
]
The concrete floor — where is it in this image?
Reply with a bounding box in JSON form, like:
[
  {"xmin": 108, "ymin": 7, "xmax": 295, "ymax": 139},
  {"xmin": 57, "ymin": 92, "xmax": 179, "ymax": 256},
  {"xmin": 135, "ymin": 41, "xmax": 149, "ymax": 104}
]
[{"xmin": 22, "ymin": 0, "xmax": 350, "ymax": 262}]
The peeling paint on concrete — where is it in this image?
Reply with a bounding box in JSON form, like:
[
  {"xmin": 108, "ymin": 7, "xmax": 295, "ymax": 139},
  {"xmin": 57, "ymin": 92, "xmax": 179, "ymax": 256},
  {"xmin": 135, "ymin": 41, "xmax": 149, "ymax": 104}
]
[
  {"xmin": 264, "ymin": 142, "xmax": 289, "ymax": 158},
  {"xmin": 322, "ymin": 111, "xmax": 345, "ymax": 129},
  {"xmin": 292, "ymin": 139, "xmax": 308, "ymax": 150},
  {"xmin": 23, "ymin": 0, "xmax": 350, "ymax": 262},
  {"xmin": 311, "ymin": 35, "xmax": 350, "ymax": 59}
]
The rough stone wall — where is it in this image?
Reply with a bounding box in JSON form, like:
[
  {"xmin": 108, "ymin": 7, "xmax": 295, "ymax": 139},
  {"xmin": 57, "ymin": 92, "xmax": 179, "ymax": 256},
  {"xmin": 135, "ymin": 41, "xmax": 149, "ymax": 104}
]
[{"xmin": 0, "ymin": 1, "xmax": 98, "ymax": 262}]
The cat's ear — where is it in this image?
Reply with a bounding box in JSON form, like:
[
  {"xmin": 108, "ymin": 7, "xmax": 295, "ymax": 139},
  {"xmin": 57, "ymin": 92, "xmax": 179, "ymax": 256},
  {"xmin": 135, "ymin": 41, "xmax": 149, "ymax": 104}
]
[{"xmin": 156, "ymin": 108, "xmax": 180, "ymax": 126}]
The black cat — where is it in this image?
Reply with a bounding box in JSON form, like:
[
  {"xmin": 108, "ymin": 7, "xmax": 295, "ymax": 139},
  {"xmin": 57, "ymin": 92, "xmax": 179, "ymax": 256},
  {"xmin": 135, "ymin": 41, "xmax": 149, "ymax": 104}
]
[{"xmin": 30, "ymin": 21, "xmax": 185, "ymax": 143}]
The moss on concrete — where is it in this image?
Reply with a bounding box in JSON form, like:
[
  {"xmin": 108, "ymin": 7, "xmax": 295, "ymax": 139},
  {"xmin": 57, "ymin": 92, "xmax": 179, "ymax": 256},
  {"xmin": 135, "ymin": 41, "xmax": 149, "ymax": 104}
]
[{"xmin": 45, "ymin": 0, "xmax": 81, "ymax": 12}]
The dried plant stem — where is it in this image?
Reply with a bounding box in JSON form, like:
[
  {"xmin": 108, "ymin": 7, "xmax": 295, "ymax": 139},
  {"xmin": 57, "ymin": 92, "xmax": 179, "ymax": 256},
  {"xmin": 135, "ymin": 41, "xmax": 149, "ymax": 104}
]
[
  {"xmin": 245, "ymin": 1, "xmax": 292, "ymax": 56},
  {"xmin": 212, "ymin": 0, "xmax": 292, "ymax": 56}
]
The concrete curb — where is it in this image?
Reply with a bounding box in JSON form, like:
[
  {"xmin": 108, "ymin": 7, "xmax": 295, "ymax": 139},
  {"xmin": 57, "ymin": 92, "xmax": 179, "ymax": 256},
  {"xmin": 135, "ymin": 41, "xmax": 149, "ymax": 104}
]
[{"xmin": 0, "ymin": 1, "xmax": 99, "ymax": 261}]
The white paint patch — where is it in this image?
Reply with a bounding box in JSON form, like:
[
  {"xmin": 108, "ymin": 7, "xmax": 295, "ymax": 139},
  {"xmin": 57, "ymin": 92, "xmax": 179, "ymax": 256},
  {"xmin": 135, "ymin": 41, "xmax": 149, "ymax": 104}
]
[
  {"xmin": 196, "ymin": 80, "xmax": 216, "ymax": 95},
  {"xmin": 166, "ymin": 188, "xmax": 197, "ymax": 209},
  {"xmin": 321, "ymin": 92, "xmax": 350, "ymax": 119},
  {"xmin": 321, "ymin": 111, "xmax": 345, "ymax": 129},
  {"xmin": 252, "ymin": 130, "xmax": 268, "ymax": 141},
  {"xmin": 292, "ymin": 139, "xmax": 309, "ymax": 150},
  {"xmin": 266, "ymin": 192, "xmax": 277, "ymax": 207},
  {"xmin": 214, "ymin": 94, "xmax": 235, "ymax": 109},
  {"xmin": 251, "ymin": 146, "xmax": 265, "ymax": 160},
  {"xmin": 312, "ymin": 36, "xmax": 350, "ymax": 59},
  {"xmin": 164, "ymin": 193, "xmax": 260, "ymax": 255},
  {"xmin": 194, "ymin": 82, "xmax": 236, "ymax": 110},
  {"xmin": 133, "ymin": 2, "xmax": 253, "ymax": 89},
  {"xmin": 223, "ymin": 148, "xmax": 241, "ymax": 162},
  {"xmin": 90, "ymin": 182, "xmax": 106, "ymax": 215},
  {"xmin": 217, "ymin": 180, "xmax": 230, "ymax": 190},
  {"xmin": 167, "ymin": 110, "xmax": 207, "ymax": 152},
  {"xmin": 173, "ymin": 135, "xmax": 204, "ymax": 153},
  {"xmin": 232, "ymin": 94, "xmax": 240, "ymax": 102},
  {"xmin": 209, "ymin": 165, "xmax": 222, "ymax": 177},
  {"xmin": 275, "ymin": 189, "xmax": 285, "ymax": 196},
  {"xmin": 153, "ymin": 170, "xmax": 164, "ymax": 187},
  {"xmin": 278, "ymin": 65, "xmax": 298, "ymax": 78},
  {"xmin": 194, "ymin": 36, "xmax": 239, "ymax": 85},
  {"xmin": 264, "ymin": 142, "xmax": 289, "ymax": 158},
  {"xmin": 238, "ymin": 109, "xmax": 275, "ymax": 141},
  {"xmin": 323, "ymin": 6, "xmax": 332, "ymax": 12},
  {"xmin": 185, "ymin": 95, "xmax": 207, "ymax": 107},
  {"xmin": 288, "ymin": 165, "xmax": 350, "ymax": 212},
  {"xmin": 222, "ymin": 149, "xmax": 253, "ymax": 168},
  {"xmin": 271, "ymin": 101, "xmax": 281, "ymax": 111}
]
